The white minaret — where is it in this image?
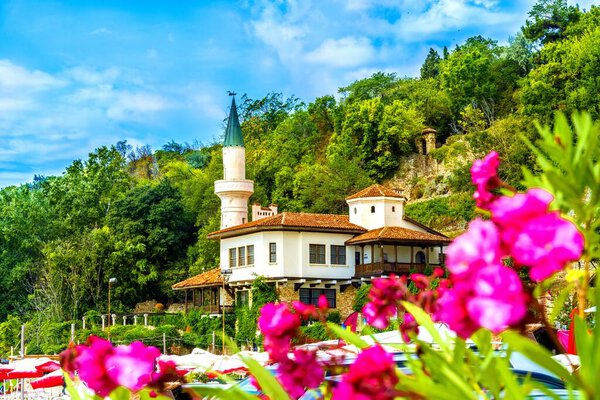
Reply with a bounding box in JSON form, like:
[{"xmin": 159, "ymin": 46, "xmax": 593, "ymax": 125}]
[{"xmin": 214, "ymin": 94, "xmax": 254, "ymax": 229}]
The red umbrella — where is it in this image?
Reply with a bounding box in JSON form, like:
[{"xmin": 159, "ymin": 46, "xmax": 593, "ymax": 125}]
[
  {"xmin": 568, "ymin": 308, "xmax": 578, "ymax": 354},
  {"xmin": 30, "ymin": 370, "xmax": 64, "ymax": 390},
  {"xmin": 5, "ymin": 358, "xmax": 59, "ymax": 379}
]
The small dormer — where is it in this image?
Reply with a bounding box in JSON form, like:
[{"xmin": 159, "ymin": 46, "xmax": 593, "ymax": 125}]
[
  {"xmin": 252, "ymin": 203, "xmax": 278, "ymax": 221},
  {"xmin": 346, "ymin": 184, "xmax": 406, "ymax": 230}
]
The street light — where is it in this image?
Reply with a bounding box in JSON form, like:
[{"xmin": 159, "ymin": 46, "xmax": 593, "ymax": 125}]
[
  {"xmin": 221, "ymin": 269, "xmax": 232, "ymax": 354},
  {"xmin": 108, "ymin": 277, "xmax": 117, "ymax": 341}
]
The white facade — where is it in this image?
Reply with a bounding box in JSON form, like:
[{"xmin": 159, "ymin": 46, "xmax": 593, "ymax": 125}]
[
  {"xmin": 347, "ymin": 196, "xmax": 407, "ymax": 230},
  {"xmin": 215, "ymin": 146, "xmax": 254, "ymax": 229},
  {"xmin": 221, "ymin": 231, "xmax": 357, "ymax": 283}
]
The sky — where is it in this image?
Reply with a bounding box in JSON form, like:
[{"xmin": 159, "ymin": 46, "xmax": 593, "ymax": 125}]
[{"xmin": 0, "ymin": 0, "xmax": 594, "ymax": 187}]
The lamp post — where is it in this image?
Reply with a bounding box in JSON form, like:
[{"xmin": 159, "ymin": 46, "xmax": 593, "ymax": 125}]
[
  {"xmin": 221, "ymin": 269, "xmax": 232, "ymax": 354},
  {"xmin": 107, "ymin": 277, "xmax": 117, "ymax": 341}
]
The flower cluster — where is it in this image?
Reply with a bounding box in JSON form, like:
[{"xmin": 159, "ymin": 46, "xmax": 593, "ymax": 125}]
[
  {"xmin": 334, "ymin": 345, "xmax": 399, "ymax": 400},
  {"xmin": 257, "ymin": 299, "xmax": 327, "ymax": 398},
  {"xmin": 60, "ymin": 336, "xmax": 180, "ymax": 397},
  {"xmin": 362, "ymin": 270, "xmax": 445, "ymax": 341},
  {"xmin": 435, "ymin": 152, "xmax": 584, "ymax": 338}
]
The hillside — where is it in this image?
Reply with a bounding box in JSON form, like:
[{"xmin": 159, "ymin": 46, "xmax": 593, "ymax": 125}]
[{"xmin": 0, "ymin": 1, "xmax": 599, "ymax": 350}]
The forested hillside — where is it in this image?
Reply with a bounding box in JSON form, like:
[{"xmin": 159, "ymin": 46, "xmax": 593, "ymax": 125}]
[{"xmin": 1, "ymin": 1, "xmax": 598, "ymax": 332}]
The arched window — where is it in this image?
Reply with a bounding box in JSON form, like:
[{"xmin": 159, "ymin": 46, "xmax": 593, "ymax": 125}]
[
  {"xmin": 392, "ymin": 206, "xmax": 395, "ymax": 212},
  {"xmin": 354, "ymin": 207, "xmax": 357, "ymax": 214},
  {"xmin": 415, "ymin": 251, "xmax": 426, "ymax": 264},
  {"xmin": 371, "ymin": 206, "xmax": 375, "ymax": 213}
]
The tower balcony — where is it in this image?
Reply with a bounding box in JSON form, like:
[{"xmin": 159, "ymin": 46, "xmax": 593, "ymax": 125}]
[{"xmin": 214, "ymin": 179, "xmax": 254, "ymax": 196}]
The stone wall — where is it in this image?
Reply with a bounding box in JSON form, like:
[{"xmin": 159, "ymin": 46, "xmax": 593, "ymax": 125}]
[{"xmin": 275, "ymin": 281, "xmax": 359, "ymax": 321}]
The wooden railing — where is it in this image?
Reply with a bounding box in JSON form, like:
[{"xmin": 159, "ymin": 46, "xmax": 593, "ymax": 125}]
[
  {"xmin": 190, "ymin": 304, "xmax": 234, "ymax": 314},
  {"xmin": 354, "ymin": 262, "xmax": 438, "ymax": 277}
]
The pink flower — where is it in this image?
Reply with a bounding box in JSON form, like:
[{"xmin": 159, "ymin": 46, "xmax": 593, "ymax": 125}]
[
  {"xmin": 74, "ymin": 336, "xmax": 118, "ymax": 397},
  {"xmin": 471, "ymin": 151, "xmax": 500, "ymax": 209},
  {"xmin": 446, "ymin": 219, "xmax": 502, "ymax": 278},
  {"xmin": 510, "ymin": 212, "xmax": 584, "ymax": 281},
  {"xmin": 105, "ymin": 341, "xmax": 161, "ymax": 392},
  {"xmin": 399, "ymin": 313, "xmax": 418, "ymax": 342},
  {"xmin": 362, "ymin": 275, "xmax": 406, "ymax": 330},
  {"xmin": 490, "ymin": 188, "xmax": 553, "ymax": 229},
  {"xmin": 436, "ymin": 283, "xmax": 480, "ymax": 339},
  {"xmin": 467, "ymin": 266, "xmax": 528, "ymax": 332},
  {"xmin": 471, "ymin": 151, "xmax": 500, "ymax": 187},
  {"xmin": 334, "ymin": 345, "xmax": 399, "ymax": 400},
  {"xmin": 318, "ymin": 294, "xmax": 329, "ymax": 311},
  {"xmin": 258, "ymin": 303, "xmax": 301, "ymax": 361},
  {"xmin": 491, "ymin": 188, "xmax": 584, "ymax": 281},
  {"xmin": 291, "ymin": 301, "xmax": 317, "ymax": 320},
  {"xmin": 436, "ymin": 265, "xmax": 528, "ymax": 338},
  {"xmin": 277, "ymin": 349, "xmax": 324, "ymax": 399}
]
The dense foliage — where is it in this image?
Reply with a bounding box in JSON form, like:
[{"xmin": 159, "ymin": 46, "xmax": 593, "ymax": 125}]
[{"xmin": 0, "ymin": 0, "xmax": 598, "ymax": 355}]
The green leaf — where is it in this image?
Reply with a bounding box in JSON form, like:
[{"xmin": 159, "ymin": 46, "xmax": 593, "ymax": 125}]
[
  {"xmin": 326, "ymin": 322, "xmax": 370, "ymax": 349},
  {"xmin": 502, "ymin": 331, "xmax": 579, "ymax": 387},
  {"xmin": 401, "ymin": 302, "xmax": 450, "ymax": 353},
  {"xmin": 108, "ymin": 386, "xmax": 130, "ymax": 400},
  {"xmin": 549, "ymin": 285, "xmax": 574, "ymax": 325},
  {"xmin": 240, "ymin": 355, "xmax": 291, "ymax": 400},
  {"xmin": 186, "ymin": 385, "xmax": 258, "ymax": 400}
]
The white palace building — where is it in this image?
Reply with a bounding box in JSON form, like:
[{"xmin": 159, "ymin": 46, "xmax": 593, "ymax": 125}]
[{"xmin": 173, "ymin": 97, "xmax": 450, "ymax": 318}]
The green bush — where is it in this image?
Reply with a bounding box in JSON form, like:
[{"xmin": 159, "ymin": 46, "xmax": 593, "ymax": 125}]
[{"xmin": 353, "ymin": 284, "xmax": 371, "ymax": 312}]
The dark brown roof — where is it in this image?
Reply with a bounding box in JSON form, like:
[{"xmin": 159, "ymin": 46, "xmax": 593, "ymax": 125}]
[
  {"xmin": 346, "ymin": 226, "xmax": 451, "ymax": 245},
  {"xmin": 207, "ymin": 212, "xmax": 366, "ymax": 239},
  {"xmin": 172, "ymin": 268, "xmax": 223, "ymax": 290},
  {"xmin": 346, "ymin": 184, "xmax": 404, "ymax": 200}
]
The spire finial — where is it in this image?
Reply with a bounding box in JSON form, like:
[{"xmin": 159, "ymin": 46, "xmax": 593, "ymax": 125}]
[{"xmin": 223, "ymin": 92, "xmax": 244, "ymax": 147}]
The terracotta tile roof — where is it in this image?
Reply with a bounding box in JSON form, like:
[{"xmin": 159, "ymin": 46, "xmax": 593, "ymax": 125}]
[
  {"xmin": 208, "ymin": 212, "xmax": 366, "ymax": 239},
  {"xmin": 172, "ymin": 268, "xmax": 223, "ymax": 290},
  {"xmin": 346, "ymin": 184, "xmax": 404, "ymax": 200},
  {"xmin": 346, "ymin": 226, "xmax": 451, "ymax": 245}
]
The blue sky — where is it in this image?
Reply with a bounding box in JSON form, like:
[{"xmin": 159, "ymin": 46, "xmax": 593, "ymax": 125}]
[{"xmin": 0, "ymin": 0, "xmax": 592, "ymax": 187}]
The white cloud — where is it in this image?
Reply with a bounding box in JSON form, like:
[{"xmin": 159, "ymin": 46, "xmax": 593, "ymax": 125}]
[
  {"xmin": 89, "ymin": 27, "xmax": 112, "ymax": 35},
  {"xmin": 0, "ymin": 60, "xmax": 65, "ymax": 91},
  {"xmin": 107, "ymin": 91, "xmax": 171, "ymax": 121},
  {"xmin": 393, "ymin": 0, "xmax": 516, "ymax": 39},
  {"xmin": 306, "ymin": 37, "xmax": 376, "ymax": 68}
]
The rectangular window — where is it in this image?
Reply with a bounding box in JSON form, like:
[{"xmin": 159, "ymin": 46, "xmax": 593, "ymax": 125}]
[
  {"xmin": 236, "ymin": 290, "xmax": 249, "ymax": 306},
  {"xmin": 299, "ymin": 288, "xmax": 336, "ymax": 308},
  {"xmin": 269, "ymin": 242, "xmax": 277, "ymax": 263},
  {"xmin": 247, "ymin": 245, "xmax": 254, "ymax": 265},
  {"xmin": 309, "ymin": 244, "xmax": 326, "ymax": 264},
  {"xmin": 330, "ymin": 245, "xmax": 346, "ymax": 265},
  {"xmin": 229, "ymin": 248, "xmax": 237, "ymax": 268},
  {"xmin": 238, "ymin": 247, "xmax": 246, "ymax": 266}
]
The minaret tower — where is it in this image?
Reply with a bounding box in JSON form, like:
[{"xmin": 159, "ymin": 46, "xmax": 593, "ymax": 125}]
[{"xmin": 214, "ymin": 93, "xmax": 254, "ymax": 229}]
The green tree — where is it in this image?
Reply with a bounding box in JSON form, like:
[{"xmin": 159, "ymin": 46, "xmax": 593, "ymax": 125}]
[
  {"xmin": 106, "ymin": 180, "xmax": 196, "ymax": 307},
  {"xmin": 421, "ymin": 48, "xmax": 442, "ymax": 79},
  {"xmin": 522, "ymin": 0, "xmax": 581, "ymax": 45},
  {"xmin": 338, "ymin": 72, "xmax": 398, "ymax": 103}
]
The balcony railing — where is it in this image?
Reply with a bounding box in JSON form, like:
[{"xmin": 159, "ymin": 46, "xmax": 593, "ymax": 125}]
[
  {"xmin": 354, "ymin": 262, "xmax": 441, "ymax": 277},
  {"xmin": 189, "ymin": 304, "xmax": 234, "ymax": 314}
]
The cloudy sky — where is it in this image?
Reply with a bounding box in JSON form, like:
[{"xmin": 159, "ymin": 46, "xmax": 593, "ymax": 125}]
[{"xmin": 0, "ymin": 0, "xmax": 592, "ymax": 187}]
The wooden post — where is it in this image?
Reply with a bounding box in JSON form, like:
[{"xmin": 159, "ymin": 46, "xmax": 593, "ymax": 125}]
[
  {"xmin": 370, "ymin": 244, "xmax": 374, "ymax": 271},
  {"xmin": 410, "ymin": 245, "xmax": 414, "ymax": 269},
  {"xmin": 184, "ymin": 290, "xmax": 188, "ymax": 313},
  {"xmin": 20, "ymin": 325, "xmax": 24, "ymax": 400},
  {"xmin": 394, "ymin": 245, "xmax": 398, "ymax": 272}
]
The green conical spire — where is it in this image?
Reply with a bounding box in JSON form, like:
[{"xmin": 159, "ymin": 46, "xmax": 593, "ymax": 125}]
[{"xmin": 223, "ymin": 96, "xmax": 244, "ymax": 147}]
